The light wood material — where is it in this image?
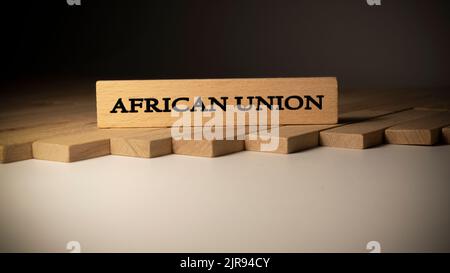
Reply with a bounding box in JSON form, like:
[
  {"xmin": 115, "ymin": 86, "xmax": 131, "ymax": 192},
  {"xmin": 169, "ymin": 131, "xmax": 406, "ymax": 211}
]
[
  {"xmin": 385, "ymin": 111, "xmax": 450, "ymax": 145},
  {"xmin": 0, "ymin": 122, "xmax": 97, "ymax": 163},
  {"xmin": 442, "ymin": 127, "xmax": 450, "ymax": 144},
  {"xmin": 2, "ymin": 84, "xmax": 450, "ymax": 163},
  {"xmin": 32, "ymin": 128, "xmax": 157, "ymax": 162},
  {"xmin": 96, "ymin": 77, "xmax": 338, "ymax": 127},
  {"xmin": 172, "ymin": 126, "xmax": 262, "ymax": 157},
  {"xmin": 173, "ymin": 139, "xmax": 244, "ymax": 158},
  {"xmin": 320, "ymin": 109, "xmax": 440, "ymax": 149},
  {"xmin": 110, "ymin": 128, "xmax": 172, "ymax": 158},
  {"xmin": 245, "ymin": 125, "xmax": 333, "ymax": 154},
  {"xmin": 244, "ymin": 107, "xmax": 414, "ymax": 154}
]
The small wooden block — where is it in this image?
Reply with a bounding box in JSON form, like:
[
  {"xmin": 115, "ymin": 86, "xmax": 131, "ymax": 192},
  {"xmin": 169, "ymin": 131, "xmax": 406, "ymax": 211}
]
[
  {"xmin": 110, "ymin": 128, "xmax": 172, "ymax": 158},
  {"xmin": 0, "ymin": 122, "xmax": 97, "ymax": 163},
  {"xmin": 442, "ymin": 127, "xmax": 450, "ymax": 144},
  {"xmin": 320, "ymin": 109, "xmax": 439, "ymax": 149},
  {"xmin": 244, "ymin": 107, "xmax": 412, "ymax": 154},
  {"xmin": 245, "ymin": 125, "xmax": 331, "ymax": 154},
  {"xmin": 32, "ymin": 128, "xmax": 156, "ymax": 162},
  {"xmin": 96, "ymin": 77, "xmax": 338, "ymax": 127},
  {"xmin": 385, "ymin": 111, "xmax": 450, "ymax": 145},
  {"xmin": 171, "ymin": 126, "xmax": 261, "ymax": 157},
  {"xmin": 172, "ymin": 139, "xmax": 244, "ymax": 157}
]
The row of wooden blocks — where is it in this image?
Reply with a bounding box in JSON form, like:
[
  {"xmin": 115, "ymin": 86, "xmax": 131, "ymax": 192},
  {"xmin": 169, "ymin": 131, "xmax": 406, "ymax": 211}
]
[{"xmin": 1, "ymin": 108, "xmax": 449, "ymax": 163}]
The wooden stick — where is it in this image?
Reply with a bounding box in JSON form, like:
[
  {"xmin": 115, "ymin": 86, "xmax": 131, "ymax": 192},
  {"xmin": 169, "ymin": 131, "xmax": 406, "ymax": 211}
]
[
  {"xmin": 0, "ymin": 122, "xmax": 97, "ymax": 163},
  {"xmin": 385, "ymin": 111, "xmax": 450, "ymax": 145},
  {"xmin": 173, "ymin": 139, "xmax": 244, "ymax": 158},
  {"xmin": 245, "ymin": 125, "xmax": 329, "ymax": 154},
  {"xmin": 110, "ymin": 128, "xmax": 172, "ymax": 158},
  {"xmin": 244, "ymin": 107, "xmax": 414, "ymax": 154},
  {"xmin": 32, "ymin": 128, "xmax": 157, "ymax": 162},
  {"xmin": 172, "ymin": 126, "xmax": 261, "ymax": 157},
  {"xmin": 319, "ymin": 109, "xmax": 440, "ymax": 149}
]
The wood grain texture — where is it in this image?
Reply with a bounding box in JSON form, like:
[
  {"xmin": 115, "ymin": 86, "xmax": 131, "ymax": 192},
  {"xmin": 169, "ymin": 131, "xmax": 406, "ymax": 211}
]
[
  {"xmin": 110, "ymin": 128, "xmax": 172, "ymax": 158},
  {"xmin": 172, "ymin": 126, "xmax": 262, "ymax": 157},
  {"xmin": 244, "ymin": 107, "xmax": 415, "ymax": 154},
  {"xmin": 32, "ymin": 128, "xmax": 156, "ymax": 162},
  {"xmin": 385, "ymin": 111, "xmax": 450, "ymax": 145},
  {"xmin": 173, "ymin": 139, "xmax": 244, "ymax": 157},
  {"xmin": 96, "ymin": 77, "xmax": 338, "ymax": 127},
  {"xmin": 319, "ymin": 109, "xmax": 440, "ymax": 149},
  {"xmin": 0, "ymin": 121, "xmax": 97, "ymax": 163},
  {"xmin": 245, "ymin": 125, "xmax": 330, "ymax": 154},
  {"xmin": 442, "ymin": 127, "xmax": 450, "ymax": 144}
]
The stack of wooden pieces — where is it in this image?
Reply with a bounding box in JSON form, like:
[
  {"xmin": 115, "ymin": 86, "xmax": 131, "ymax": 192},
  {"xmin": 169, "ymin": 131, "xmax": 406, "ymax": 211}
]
[
  {"xmin": 1, "ymin": 86, "xmax": 449, "ymax": 163},
  {"xmin": 319, "ymin": 109, "xmax": 442, "ymax": 149},
  {"xmin": 385, "ymin": 111, "xmax": 450, "ymax": 145}
]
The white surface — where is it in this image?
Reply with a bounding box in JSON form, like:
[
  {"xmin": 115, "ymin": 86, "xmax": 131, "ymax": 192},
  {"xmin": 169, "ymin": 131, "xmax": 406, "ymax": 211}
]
[{"xmin": 0, "ymin": 145, "xmax": 449, "ymax": 253}]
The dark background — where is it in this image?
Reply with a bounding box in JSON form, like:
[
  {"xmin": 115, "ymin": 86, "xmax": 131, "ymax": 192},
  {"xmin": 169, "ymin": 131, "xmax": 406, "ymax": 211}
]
[{"xmin": 2, "ymin": 0, "xmax": 450, "ymax": 91}]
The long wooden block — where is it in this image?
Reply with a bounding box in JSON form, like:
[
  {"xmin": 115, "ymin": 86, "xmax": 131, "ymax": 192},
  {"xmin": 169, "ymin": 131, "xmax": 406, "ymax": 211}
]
[
  {"xmin": 385, "ymin": 111, "xmax": 450, "ymax": 145},
  {"xmin": 173, "ymin": 139, "xmax": 244, "ymax": 158},
  {"xmin": 443, "ymin": 127, "xmax": 450, "ymax": 144},
  {"xmin": 171, "ymin": 126, "xmax": 263, "ymax": 157},
  {"xmin": 320, "ymin": 109, "xmax": 439, "ymax": 149},
  {"xmin": 96, "ymin": 77, "xmax": 338, "ymax": 128},
  {"xmin": 0, "ymin": 122, "xmax": 97, "ymax": 163},
  {"xmin": 32, "ymin": 128, "xmax": 157, "ymax": 162},
  {"xmin": 244, "ymin": 107, "xmax": 412, "ymax": 154},
  {"xmin": 110, "ymin": 128, "xmax": 172, "ymax": 158},
  {"xmin": 245, "ymin": 125, "xmax": 333, "ymax": 154}
]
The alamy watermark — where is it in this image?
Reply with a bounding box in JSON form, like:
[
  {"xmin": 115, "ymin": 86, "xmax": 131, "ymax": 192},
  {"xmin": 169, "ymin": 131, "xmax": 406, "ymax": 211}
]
[
  {"xmin": 169, "ymin": 99, "xmax": 280, "ymax": 152},
  {"xmin": 66, "ymin": 241, "xmax": 81, "ymax": 253},
  {"xmin": 366, "ymin": 241, "xmax": 382, "ymax": 253},
  {"xmin": 67, "ymin": 0, "xmax": 81, "ymax": 6},
  {"xmin": 366, "ymin": 0, "xmax": 381, "ymax": 6}
]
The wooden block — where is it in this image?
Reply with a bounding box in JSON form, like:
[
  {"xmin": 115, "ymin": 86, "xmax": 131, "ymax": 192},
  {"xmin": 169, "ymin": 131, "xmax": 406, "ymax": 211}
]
[
  {"xmin": 442, "ymin": 127, "xmax": 450, "ymax": 144},
  {"xmin": 385, "ymin": 111, "xmax": 450, "ymax": 145},
  {"xmin": 0, "ymin": 121, "xmax": 97, "ymax": 163},
  {"xmin": 32, "ymin": 128, "xmax": 157, "ymax": 162},
  {"xmin": 244, "ymin": 107, "xmax": 413, "ymax": 154},
  {"xmin": 171, "ymin": 126, "xmax": 262, "ymax": 157},
  {"xmin": 245, "ymin": 125, "xmax": 332, "ymax": 154},
  {"xmin": 110, "ymin": 128, "xmax": 172, "ymax": 158},
  {"xmin": 320, "ymin": 109, "xmax": 440, "ymax": 149},
  {"xmin": 96, "ymin": 77, "xmax": 338, "ymax": 127},
  {"xmin": 172, "ymin": 139, "xmax": 244, "ymax": 158}
]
